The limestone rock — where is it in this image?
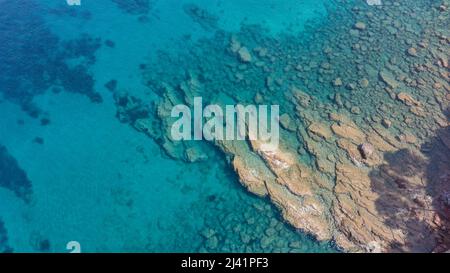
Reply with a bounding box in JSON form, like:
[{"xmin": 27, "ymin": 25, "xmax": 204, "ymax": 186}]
[
  {"xmin": 359, "ymin": 143, "xmax": 375, "ymax": 159},
  {"xmin": 331, "ymin": 123, "xmax": 366, "ymax": 143},
  {"xmin": 308, "ymin": 122, "xmax": 333, "ymax": 140},
  {"xmin": 238, "ymin": 47, "xmax": 252, "ymax": 63},
  {"xmin": 232, "ymin": 156, "xmax": 269, "ymax": 197},
  {"xmin": 265, "ymin": 182, "xmax": 333, "ymax": 241}
]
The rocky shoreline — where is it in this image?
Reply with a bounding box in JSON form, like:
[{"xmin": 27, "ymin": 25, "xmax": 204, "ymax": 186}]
[{"xmin": 114, "ymin": 0, "xmax": 449, "ymax": 252}]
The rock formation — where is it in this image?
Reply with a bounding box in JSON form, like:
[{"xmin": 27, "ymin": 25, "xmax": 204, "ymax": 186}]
[{"xmin": 117, "ymin": 0, "xmax": 450, "ymax": 252}]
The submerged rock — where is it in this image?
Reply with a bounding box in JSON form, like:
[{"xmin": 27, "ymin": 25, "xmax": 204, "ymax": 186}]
[
  {"xmin": 407, "ymin": 47, "xmax": 418, "ymax": 57},
  {"xmin": 358, "ymin": 143, "xmax": 375, "ymax": 159},
  {"xmin": 0, "ymin": 145, "xmax": 32, "ymax": 203},
  {"xmin": 238, "ymin": 47, "xmax": 252, "ymax": 63}
]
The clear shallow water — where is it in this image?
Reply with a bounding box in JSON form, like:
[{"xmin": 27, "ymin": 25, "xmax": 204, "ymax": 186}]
[{"xmin": 0, "ymin": 0, "xmax": 336, "ymax": 252}]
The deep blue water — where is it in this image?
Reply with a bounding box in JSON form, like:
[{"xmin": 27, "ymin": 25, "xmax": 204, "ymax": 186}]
[{"xmin": 0, "ymin": 0, "xmax": 337, "ymax": 252}]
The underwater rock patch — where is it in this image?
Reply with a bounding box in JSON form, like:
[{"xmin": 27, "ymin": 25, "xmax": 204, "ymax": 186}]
[
  {"xmin": 123, "ymin": 0, "xmax": 449, "ymax": 252},
  {"xmin": 0, "ymin": 145, "xmax": 32, "ymax": 203},
  {"xmin": 111, "ymin": 0, "xmax": 153, "ymax": 15},
  {"xmin": 183, "ymin": 3, "xmax": 219, "ymax": 31},
  {"xmin": 0, "ymin": 0, "xmax": 102, "ymax": 117},
  {"xmin": 0, "ymin": 219, "xmax": 12, "ymax": 253}
]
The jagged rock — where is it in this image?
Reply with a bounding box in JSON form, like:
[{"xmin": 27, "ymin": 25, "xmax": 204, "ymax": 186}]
[
  {"xmin": 232, "ymin": 155, "xmax": 269, "ymax": 197},
  {"xmin": 337, "ymin": 139, "xmax": 363, "ymax": 164},
  {"xmin": 331, "ymin": 123, "xmax": 366, "ymax": 144},
  {"xmin": 308, "ymin": 122, "xmax": 333, "ymax": 140},
  {"xmin": 359, "ymin": 143, "xmax": 375, "ymax": 159},
  {"xmin": 265, "ymin": 181, "xmax": 332, "ymax": 241},
  {"xmin": 333, "ymin": 162, "xmax": 398, "ymax": 252}
]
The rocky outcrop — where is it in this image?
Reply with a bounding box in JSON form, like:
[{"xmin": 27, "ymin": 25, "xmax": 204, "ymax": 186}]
[
  {"xmin": 0, "ymin": 145, "xmax": 32, "ymax": 203},
  {"xmin": 131, "ymin": 0, "xmax": 450, "ymax": 253}
]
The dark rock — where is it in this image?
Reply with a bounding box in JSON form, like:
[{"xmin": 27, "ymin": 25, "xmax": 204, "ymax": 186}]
[
  {"xmin": 104, "ymin": 40, "xmax": 115, "ymax": 48},
  {"xmin": 33, "ymin": 137, "xmax": 44, "ymax": 145},
  {"xmin": 104, "ymin": 79, "xmax": 118, "ymax": 92},
  {"xmin": 40, "ymin": 118, "xmax": 50, "ymax": 126},
  {"xmin": 183, "ymin": 3, "xmax": 218, "ymax": 31},
  {"xmin": 138, "ymin": 15, "xmax": 150, "ymax": 23}
]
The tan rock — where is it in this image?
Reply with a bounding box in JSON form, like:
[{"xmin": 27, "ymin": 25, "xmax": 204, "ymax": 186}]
[
  {"xmin": 331, "ymin": 123, "xmax": 366, "ymax": 143},
  {"xmin": 337, "ymin": 138, "xmax": 362, "ymax": 163},
  {"xmin": 410, "ymin": 106, "xmax": 426, "ymax": 117},
  {"xmin": 359, "ymin": 143, "xmax": 375, "ymax": 159},
  {"xmin": 366, "ymin": 133, "xmax": 397, "ymax": 152},
  {"xmin": 381, "ymin": 118, "xmax": 392, "ymax": 128},
  {"xmin": 265, "ymin": 182, "xmax": 333, "ymax": 241},
  {"xmin": 232, "ymin": 156, "xmax": 269, "ymax": 197},
  {"xmin": 308, "ymin": 122, "xmax": 333, "ymax": 140},
  {"xmin": 397, "ymin": 92, "xmax": 420, "ymax": 106}
]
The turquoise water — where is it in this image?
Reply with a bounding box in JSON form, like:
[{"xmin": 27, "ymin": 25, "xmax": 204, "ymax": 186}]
[{"xmin": 0, "ymin": 0, "xmax": 337, "ymax": 252}]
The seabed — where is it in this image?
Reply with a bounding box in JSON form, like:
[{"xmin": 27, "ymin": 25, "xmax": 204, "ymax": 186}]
[{"xmin": 0, "ymin": 0, "xmax": 449, "ymax": 253}]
